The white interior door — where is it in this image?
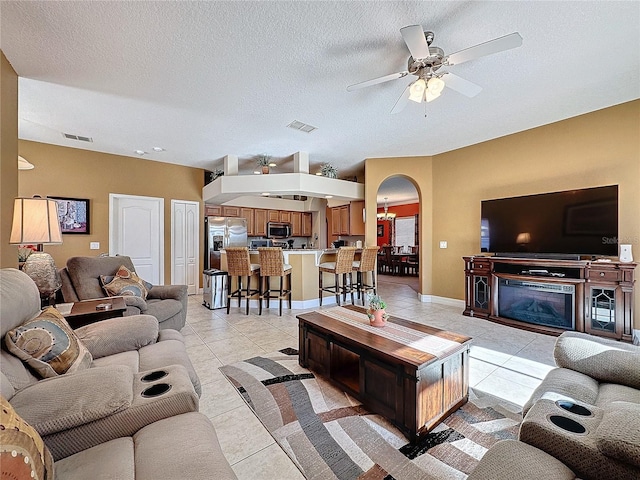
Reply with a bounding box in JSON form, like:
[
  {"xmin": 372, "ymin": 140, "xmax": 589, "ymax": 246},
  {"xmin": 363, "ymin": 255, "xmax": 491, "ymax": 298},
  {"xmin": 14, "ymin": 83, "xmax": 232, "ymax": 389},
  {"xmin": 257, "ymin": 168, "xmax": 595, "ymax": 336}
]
[
  {"xmin": 171, "ymin": 200, "xmax": 199, "ymax": 294},
  {"xmin": 109, "ymin": 194, "xmax": 164, "ymax": 284}
]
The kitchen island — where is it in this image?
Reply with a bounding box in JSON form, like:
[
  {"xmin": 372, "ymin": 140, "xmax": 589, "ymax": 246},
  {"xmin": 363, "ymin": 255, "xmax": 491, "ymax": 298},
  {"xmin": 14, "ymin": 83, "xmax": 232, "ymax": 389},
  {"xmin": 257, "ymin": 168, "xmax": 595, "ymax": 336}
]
[{"xmin": 220, "ymin": 249, "xmax": 362, "ymax": 309}]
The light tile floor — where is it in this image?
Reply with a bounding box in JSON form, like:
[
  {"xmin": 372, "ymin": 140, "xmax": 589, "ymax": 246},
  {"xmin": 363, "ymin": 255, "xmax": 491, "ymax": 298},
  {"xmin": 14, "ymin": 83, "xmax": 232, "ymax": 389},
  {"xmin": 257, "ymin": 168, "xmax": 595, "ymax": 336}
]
[{"xmin": 181, "ymin": 280, "xmax": 557, "ymax": 479}]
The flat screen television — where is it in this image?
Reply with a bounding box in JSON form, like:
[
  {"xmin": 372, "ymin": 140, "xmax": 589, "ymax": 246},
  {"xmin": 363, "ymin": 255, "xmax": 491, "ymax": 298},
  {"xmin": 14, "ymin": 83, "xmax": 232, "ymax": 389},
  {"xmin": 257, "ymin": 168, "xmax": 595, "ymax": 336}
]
[{"xmin": 480, "ymin": 185, "xmax": 618, "ymax": 258}]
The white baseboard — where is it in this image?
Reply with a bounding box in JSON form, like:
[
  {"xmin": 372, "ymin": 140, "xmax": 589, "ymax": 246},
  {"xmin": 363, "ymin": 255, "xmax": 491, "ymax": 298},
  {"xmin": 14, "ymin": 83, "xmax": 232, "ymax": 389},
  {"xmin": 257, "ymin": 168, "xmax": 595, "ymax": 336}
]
[{"xmin": 417, "ymin": 293, "xmax": 465, "ymax": 308}]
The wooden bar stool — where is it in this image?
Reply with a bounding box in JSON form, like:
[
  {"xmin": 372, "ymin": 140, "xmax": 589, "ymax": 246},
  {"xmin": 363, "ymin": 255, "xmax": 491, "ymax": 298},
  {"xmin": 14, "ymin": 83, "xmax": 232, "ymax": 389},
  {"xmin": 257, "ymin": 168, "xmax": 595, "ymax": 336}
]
[
  {"xmin": 352, "ymin": 246, "xmax": 379, "ymax": 305},
  {"xmin": 319, "ymin": 246, "xmax": 356, "ymax": 306},
  {"xmin": 257, "ymin": 247, "xmax": 292, "ymax": 316},
  {"xmin": 225, "ymin": 247, "xmax": 260, "ymax": 314}
]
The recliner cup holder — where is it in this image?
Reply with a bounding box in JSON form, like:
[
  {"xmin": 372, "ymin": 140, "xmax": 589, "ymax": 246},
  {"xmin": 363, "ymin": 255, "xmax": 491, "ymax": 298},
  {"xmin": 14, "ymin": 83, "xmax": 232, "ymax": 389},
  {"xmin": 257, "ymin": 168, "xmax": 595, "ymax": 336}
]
[
  {"xmin": 549, "ymin": 415, "xmax": 586, "ymax": 434},
  {"xmin": 141, "ymin": 383, "xmax": 172, "ymax": 398},
  {"xmin": 141, "ymin": 370, "xmax": 169, "ymax": 382},
  {"xmin": 556, "ymin": 400, "xmax": 592, "ymax": 416}
]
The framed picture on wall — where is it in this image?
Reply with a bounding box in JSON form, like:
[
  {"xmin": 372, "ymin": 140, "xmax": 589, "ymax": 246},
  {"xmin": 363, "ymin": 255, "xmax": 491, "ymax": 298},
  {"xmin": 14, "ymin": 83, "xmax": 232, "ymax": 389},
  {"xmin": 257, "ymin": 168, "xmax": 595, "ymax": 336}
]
[
  {"xmin": 49, "ymin": 197, "xmax": 90, "ymax": 234},
  {"xmin": 377, "ymin": 224, "xmax": 384, "ymax": 237}
]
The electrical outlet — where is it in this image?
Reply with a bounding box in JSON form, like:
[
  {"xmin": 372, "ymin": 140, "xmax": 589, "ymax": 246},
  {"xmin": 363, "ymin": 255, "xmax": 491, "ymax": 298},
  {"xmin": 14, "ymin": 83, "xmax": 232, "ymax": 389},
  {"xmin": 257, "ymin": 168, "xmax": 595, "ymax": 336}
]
[
  {"xmin": 439, "ymin": 241, "xmax": 448, "ymax": 249},
  {"xmin": 90, "ymin": 242, "xmax": 100, "ymax": 250}
]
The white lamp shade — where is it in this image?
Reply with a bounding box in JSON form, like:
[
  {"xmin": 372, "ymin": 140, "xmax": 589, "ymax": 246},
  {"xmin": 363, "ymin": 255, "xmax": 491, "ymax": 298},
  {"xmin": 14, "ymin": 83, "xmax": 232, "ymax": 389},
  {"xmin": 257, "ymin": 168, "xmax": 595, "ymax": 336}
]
[
  {"xmin": 10, "ymin": 197, "xmax": 63, "ymax": 245},
  {"xmin": 408, "ymin": 79, "xmax": 426, "ymax": 103}
]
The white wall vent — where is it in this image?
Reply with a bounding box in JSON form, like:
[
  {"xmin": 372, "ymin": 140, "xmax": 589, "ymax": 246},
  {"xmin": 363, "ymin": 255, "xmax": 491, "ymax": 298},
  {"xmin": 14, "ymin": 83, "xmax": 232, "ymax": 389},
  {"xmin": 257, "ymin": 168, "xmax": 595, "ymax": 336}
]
[
  {"xmin": 63, "ymin": 133, "xmax": 93, "ymax": 142},
  {"xmin": 287, "ymin": 120, "xmax": 317, "ymax": 133}
]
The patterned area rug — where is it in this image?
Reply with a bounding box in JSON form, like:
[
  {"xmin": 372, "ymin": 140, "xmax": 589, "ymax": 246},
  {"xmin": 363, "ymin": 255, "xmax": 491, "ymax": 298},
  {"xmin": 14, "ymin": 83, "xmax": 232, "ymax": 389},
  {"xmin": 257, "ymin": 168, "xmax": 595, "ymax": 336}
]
[{"xmin": 220, "ymin": 349, "xmax": 522, "ymax": 480}]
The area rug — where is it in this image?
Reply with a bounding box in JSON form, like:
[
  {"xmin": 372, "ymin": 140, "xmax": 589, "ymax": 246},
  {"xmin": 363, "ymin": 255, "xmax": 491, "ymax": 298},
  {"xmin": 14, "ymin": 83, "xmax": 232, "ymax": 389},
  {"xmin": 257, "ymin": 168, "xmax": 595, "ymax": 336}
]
[{"xmin": 219, "ymin": 349, "xmax": 522, "ymax": 480}]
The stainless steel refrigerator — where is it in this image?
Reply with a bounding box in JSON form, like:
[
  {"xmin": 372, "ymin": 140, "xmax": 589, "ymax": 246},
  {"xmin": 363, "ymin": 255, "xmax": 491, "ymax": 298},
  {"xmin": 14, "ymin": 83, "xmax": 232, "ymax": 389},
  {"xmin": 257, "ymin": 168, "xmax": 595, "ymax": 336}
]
[{"xmin": 205, "ymin": 216, "xmax": 248, "ymax": 270}]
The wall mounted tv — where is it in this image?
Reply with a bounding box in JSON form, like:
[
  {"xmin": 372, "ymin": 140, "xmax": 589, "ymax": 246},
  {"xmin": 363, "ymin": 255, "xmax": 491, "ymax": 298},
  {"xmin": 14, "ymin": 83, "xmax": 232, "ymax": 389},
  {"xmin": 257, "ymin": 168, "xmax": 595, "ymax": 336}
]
[{"xmin": 480, "ymin": 185, "xmax": 618, "ymax": 258}]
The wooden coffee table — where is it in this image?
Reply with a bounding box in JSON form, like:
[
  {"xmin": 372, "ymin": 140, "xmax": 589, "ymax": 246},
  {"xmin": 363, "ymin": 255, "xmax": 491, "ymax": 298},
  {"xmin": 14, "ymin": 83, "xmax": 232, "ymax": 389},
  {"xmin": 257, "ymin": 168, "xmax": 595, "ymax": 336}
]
[
  {"xmin": 297, "ymin": 306, "xmax": 471, "ymax": 441},
  {"xmin": 60, "ymin": 297, "xmax": 127, "ymax": 329}
]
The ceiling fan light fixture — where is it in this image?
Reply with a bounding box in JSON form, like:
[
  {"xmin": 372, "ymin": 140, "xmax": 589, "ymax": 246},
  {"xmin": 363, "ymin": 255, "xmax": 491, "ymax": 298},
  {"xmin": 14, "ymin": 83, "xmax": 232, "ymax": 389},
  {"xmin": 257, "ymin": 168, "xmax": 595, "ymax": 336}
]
[
  {"xmin": 408, "ymin": 78, "xmax": 426, "ymax": 103},
  {"xmin": 427, "ymin": 76, "xmax": 445, "ymax": 95},
  {"xmin": 425, "ymin": 89, "xmax": 441, "ymax": 102}
]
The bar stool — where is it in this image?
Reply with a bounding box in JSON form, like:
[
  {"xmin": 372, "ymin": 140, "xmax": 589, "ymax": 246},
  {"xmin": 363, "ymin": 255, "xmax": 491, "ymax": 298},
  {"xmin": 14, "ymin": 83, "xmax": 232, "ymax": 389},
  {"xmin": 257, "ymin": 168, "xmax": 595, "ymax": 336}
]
[
  {"xmin": 319, "ymin": 246, "xmax": 356, "ymax": 306},
  {"xmin": 225, "ymin": 247, "xmax": 260, "ymax": 315},
  {"xmin": 257, "ymin": 247, "xmax": 292, "ymax": 316},
  {"xmin": 352, "ymin": 246, "xmax": 379, "ymax": 305}
]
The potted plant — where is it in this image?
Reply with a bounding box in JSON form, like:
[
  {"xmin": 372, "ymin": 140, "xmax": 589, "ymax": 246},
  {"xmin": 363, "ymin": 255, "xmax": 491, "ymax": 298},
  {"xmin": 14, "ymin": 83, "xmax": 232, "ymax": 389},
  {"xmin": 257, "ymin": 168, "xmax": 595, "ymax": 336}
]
[
  {"xmin": 320, "ymin": 163, "xmax": 338, "ymax": 178},
  {"xmin": 256, "ymin": 154, "xmax": 272, "ymax": 174},
  {"xmin": 366, "ymin": 294, "xmax": 388, "ymax": 327},
  {"xmin": 210, "ymin": 168, "xmax": 224, "ymax": 181}
]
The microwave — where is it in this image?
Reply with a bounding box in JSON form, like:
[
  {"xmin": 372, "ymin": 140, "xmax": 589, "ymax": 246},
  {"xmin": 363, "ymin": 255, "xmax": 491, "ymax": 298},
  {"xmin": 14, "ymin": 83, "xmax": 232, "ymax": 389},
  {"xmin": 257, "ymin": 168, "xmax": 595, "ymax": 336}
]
[{"xmin": 267, "ymin": 222, "xmax": 291, "ymax": 239}]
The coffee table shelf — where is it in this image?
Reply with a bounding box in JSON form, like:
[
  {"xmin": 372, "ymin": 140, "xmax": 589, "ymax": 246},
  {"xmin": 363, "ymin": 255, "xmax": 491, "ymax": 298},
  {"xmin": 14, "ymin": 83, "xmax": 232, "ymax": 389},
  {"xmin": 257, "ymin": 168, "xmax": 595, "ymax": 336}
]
[{"xmin": 298, "ymin": 306, "xmax": 471, "ymax": 441}]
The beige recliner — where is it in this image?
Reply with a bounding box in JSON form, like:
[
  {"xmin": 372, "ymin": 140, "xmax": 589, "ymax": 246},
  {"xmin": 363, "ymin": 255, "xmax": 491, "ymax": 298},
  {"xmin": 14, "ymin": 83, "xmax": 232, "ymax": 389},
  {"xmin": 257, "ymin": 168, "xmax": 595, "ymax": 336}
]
[
  {"xmin": 59, "ymin": 255, "xmax": 188, "ymax": 330},
  {"xmin": 0, "ymin": 268, "xmax": 202, "ymax": 460}
]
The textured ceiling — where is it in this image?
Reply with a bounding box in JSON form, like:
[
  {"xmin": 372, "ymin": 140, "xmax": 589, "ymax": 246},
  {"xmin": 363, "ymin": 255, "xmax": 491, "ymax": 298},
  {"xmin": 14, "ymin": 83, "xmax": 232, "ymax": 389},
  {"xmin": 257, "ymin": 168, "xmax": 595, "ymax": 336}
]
[{"xmin": 2, "ymin": 1, "xmax": 639, "ymax": 203}]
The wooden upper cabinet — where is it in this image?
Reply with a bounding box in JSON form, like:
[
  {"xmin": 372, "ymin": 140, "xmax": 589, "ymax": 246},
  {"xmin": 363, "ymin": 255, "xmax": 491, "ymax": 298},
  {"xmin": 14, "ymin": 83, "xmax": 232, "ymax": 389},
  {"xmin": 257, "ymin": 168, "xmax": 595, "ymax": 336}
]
[
  {"xmin": 302, "ymin": 212, "xmax": 312, "ymax": 237},
  {"xmin": 280, "ymin": 211, "xmax": 292, "ymax": 223},
  {"xmin": 349, "ymin": 201, "xmax": 365, "ymax": 236},
  {"xmin": 291, "ymin": 212, "xmax": 302, "ymax": 236},
  {"xmin": 339, "ymin": 206, "xmax": 349, "ymax": 235},
  {"xmin": 222, "ymin": 206, "xmax": 240, "ymax": 217},
  {"xmin": 205, "ymin": 205, "xmax": 222, "ymax": 216},
  {"xmin": 267, "ymin": 210, "xmax": 280, "ymax": 222},
  {"xmin": 254, "ymin": 209, "xmax": 268, "ymax": 236},
  {"xmin": 240, "ymin": 208, "xmax": 254, "ymax": 235},
  {"xmin": 330, "ymin": 207, "xmax": 341, "ymax": 237}
]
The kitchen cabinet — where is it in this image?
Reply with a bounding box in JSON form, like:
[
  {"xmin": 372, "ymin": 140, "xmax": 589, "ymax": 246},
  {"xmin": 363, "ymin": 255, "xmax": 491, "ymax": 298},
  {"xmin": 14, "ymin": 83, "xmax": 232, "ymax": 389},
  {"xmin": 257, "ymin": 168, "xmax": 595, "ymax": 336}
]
[
  {"xmin": 348, "ymin": 201, "xmax": 365, "ymax": 236},
  {"xmin": 329, "ymin": 202, "xmax": 364, "ymax": 237},
  {"xmin": 205, "ymin": 205, "xmax": 222, "ymax": 216},
  {"xmin": 254, "ymin": 209, "xmax": 268, "ymax": 236},
  {"xmin": 240, "ymin": 208, "xmax": 254, "ymax": 235},
  {"xmin": 222, "ymin": 206, "xmax": 240, "ymax": 217},
  {"xmin": 302, "ymin": 212, "xmax": 312, "ymax": 237},
  {"xmin": 280, "ymin": 211, "xmax": 292, "ymax": 223},
  {"xmin": 291, "ymin": 211, "xmax": 302, "ymax": 236},
  {"xmin": 268, "ymin": 210, "xmax": 280, "ymax": 222}
]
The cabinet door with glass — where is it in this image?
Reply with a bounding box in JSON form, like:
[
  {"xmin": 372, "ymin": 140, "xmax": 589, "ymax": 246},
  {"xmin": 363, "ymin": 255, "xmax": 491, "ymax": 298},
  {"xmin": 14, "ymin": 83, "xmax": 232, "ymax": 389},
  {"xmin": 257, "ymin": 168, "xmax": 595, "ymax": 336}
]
[
  {"xmin": 585, "ymin": 283, "xmax": 623, "ymax": 339},
  {"xmin": 463, "ymin": 257, "xmax": 491, "ymax": 317}
]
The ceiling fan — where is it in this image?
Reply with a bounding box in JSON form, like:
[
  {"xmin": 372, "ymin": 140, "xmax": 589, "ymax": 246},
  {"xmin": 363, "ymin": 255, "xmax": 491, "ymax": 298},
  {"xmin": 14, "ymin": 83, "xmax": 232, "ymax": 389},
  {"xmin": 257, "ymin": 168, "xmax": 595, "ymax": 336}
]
[{"xmin": 347, "ymin": 25, "xmax": 523, "ymax": 113}]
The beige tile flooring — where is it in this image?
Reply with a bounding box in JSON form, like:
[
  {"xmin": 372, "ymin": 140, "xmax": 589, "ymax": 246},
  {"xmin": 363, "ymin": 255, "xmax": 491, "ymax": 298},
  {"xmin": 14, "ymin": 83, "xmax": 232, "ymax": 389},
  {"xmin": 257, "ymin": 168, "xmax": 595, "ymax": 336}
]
[{"xmin": 181, "ymin": 279, "xmax": 557, "ymax": 479}]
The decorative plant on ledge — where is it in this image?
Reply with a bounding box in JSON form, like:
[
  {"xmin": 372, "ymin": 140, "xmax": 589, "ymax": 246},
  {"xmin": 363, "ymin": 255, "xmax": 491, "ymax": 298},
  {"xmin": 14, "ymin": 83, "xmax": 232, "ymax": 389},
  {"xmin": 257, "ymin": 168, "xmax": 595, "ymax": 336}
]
[
  {"xmin": 366, "ymin": 294, "xmax": 388, "ymax": 327},
  {"xmin": 320, "ymin": 163, "xmax": 338, "ymax": 178},
  {"xmin": 210, "ymin": 169, "xmax": 224, "ymax": 181},
  {"xmin": 256, "ymin": 154, "xmax": 272, "ymax": 174}
]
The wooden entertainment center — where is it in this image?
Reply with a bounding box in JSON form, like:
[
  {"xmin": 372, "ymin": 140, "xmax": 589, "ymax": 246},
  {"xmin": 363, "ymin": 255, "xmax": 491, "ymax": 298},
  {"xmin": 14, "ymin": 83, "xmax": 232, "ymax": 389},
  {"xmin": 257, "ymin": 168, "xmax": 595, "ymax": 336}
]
[{"xmin": 463, "ymin": 256, "xmax": 637, "ymax": 342}]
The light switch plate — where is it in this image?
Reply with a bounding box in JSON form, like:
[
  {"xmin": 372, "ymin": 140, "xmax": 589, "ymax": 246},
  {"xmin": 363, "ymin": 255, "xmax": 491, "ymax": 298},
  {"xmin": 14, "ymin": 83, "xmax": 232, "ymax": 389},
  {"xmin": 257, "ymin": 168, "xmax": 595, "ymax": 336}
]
[
  {"xmin": 90, "ymin": 242, "xmax": 100, "ymax": 250},
  {"xmin": 439, "ymin": 241, "xmax": 448, "ymax": 249}
]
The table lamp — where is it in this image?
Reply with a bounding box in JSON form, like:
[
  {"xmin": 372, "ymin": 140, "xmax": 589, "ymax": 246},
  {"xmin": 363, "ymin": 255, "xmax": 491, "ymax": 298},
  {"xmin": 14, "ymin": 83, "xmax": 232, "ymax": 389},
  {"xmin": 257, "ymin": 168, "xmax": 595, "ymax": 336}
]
[{"xmin": 10, "ymin": 197, "xmax": 63, "ymax": 305}]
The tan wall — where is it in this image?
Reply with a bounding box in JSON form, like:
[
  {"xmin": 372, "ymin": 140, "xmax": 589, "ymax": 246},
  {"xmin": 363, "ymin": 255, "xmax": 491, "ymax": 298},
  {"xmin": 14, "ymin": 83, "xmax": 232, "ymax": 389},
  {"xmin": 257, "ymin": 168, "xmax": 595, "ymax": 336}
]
[
  {"xmin": 0, "ymin": 51, "xmax": 19, "ymax": 268},
  {"xmin": 364, "ymin": 156, "xmax": 433, "ymax": 296},
  {"xmin": 365, "ymin": 100, "xmax": 640, "ymax": 328},
  {"xmin": 18, "ymin": 140, "xmax": 205, "ymax": 284}
]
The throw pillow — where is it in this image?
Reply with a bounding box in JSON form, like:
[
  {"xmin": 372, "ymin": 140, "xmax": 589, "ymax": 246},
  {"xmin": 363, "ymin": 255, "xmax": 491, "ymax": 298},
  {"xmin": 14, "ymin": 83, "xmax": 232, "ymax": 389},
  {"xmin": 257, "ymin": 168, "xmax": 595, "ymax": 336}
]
[
  {"xmin": 5, "ymin": 307, "xmax": 93, "ymax": 379},
  {"xmin": 100, "ymin": 265, "xmax": 151, "ymax": 299},
  {"xmin": 0, "ymin": 395, "xmax": 54, "ymax": 480}
]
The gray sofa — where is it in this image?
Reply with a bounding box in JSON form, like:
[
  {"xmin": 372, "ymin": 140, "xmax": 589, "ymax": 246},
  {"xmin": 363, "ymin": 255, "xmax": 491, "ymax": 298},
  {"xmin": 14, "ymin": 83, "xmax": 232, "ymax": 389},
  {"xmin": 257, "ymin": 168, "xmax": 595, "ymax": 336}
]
[
  {"xmin": 470, "ymin": 331, "xmax": 640, "ymax": 480},
  {"xmin": 59, "ymin": 255, "xmax": 187, "ymax": 330},
  {"xmin": 1, "ymin": 267, "xmax": 236, "ymax": 479}
]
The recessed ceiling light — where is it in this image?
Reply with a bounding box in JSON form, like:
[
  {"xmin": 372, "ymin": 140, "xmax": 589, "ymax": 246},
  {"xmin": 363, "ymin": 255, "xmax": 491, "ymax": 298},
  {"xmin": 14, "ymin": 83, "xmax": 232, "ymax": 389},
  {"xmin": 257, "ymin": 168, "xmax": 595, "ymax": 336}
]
[
  {"xmin": 268, "ymin": 163, "xmax": 277, "ymax": 167},
  {"xmin": 261, "ymin": 192, "xmax": 270, "ymax": 196},
  {"xmin": 152, "ymin": 147, "xmax": 165, "ymax": 152},
  {"xmin": 325, "ymin": 195, "xmax": 333, "ymax": 199},
  {"xmin": 254, "ymin": 171, "xmax": 261, "ymax": 175},
  {"xmin": 315, "ymin": 172, "xmax": 322, "ymax": 176},
  {"xmin": 134, "ymin": 150, "xmax": 147, "ymax": 155}
]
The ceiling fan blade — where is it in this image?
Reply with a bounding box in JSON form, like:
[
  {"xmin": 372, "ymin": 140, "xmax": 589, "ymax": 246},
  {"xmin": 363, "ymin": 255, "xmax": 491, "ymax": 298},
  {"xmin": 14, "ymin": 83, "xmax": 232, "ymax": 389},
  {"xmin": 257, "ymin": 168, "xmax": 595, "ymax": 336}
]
[
  {"xmin": 390, "ymin": 84, "xmax": 411, "ymax": 114},
  {"xmin": 400, "ymin": 25, "xmax": 430, "ymax": 60},
  {"xmin": 441, "ymin": 72, "xmax": 482, "ymax": 97},
  {"xmin": 347, "ymin": 71, "xmax": 409, "ymax": 91},
  {"xmin": 445, "ymin": 32, "xmax": 523, "ymax": 66}
]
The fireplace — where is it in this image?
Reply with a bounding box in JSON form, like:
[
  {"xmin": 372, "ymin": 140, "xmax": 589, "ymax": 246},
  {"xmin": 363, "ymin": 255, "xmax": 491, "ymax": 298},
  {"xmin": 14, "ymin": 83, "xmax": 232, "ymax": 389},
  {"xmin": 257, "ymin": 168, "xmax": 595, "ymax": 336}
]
[{"xmin": 498, "ymin": 278, "xmax": 575, "ymax": 330}]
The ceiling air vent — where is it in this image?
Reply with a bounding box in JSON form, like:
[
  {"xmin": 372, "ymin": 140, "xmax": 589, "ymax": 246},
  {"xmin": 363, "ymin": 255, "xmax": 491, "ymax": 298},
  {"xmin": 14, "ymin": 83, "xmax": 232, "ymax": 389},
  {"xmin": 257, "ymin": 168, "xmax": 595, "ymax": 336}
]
[
  {"xmin": 63, "ymin": 133, "xmax": 93, "ymax": 142},
  {"xmin": 287, "ymin": 120, "xmax": 317, "ymax": 133}
]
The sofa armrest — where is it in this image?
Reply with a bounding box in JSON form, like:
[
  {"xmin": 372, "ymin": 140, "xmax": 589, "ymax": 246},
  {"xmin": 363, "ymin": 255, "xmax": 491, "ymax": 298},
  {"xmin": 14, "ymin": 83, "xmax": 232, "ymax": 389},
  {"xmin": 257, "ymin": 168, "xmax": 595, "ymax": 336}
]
[
  {"xmin": 596, "ymin": 401, "xmax": 640, "ymax": 468},
  {"xmin": 147, "ymin": 284, "xmax": 187, "ymax": 302},
  {"xmin": 10, "ymin": 365, "xmax": 133, "ymax": 435},
  {"xmin": 554, "ymin": 332, "xmax": 640, "ymax": 389},
  {"xmin": 124, "ymin": 295, "xmax": 148, "ymax": 311},
  {"xmin": 74, "ymin": 315, "xmax": 159, "ymax": 358}
]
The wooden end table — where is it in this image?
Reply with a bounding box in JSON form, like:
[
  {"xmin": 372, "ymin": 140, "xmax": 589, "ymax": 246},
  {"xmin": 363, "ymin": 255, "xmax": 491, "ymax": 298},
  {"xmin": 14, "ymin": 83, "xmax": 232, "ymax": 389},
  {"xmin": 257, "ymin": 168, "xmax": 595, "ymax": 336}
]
[
  {"xmin": 60, "ymin": 297, "xmax": 127, "ymax": 329},
  {"xmin": 297, "ymin": 305, "xmax": 472, "ymax": 441}
]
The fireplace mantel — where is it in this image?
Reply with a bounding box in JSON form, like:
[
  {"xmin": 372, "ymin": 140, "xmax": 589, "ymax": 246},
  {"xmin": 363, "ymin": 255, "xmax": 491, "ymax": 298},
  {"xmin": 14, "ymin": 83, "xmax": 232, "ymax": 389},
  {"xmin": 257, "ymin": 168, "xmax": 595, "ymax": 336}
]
[{"xmin": 463, "ymin": 256, "xmax": 637, "ymax": 342}]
